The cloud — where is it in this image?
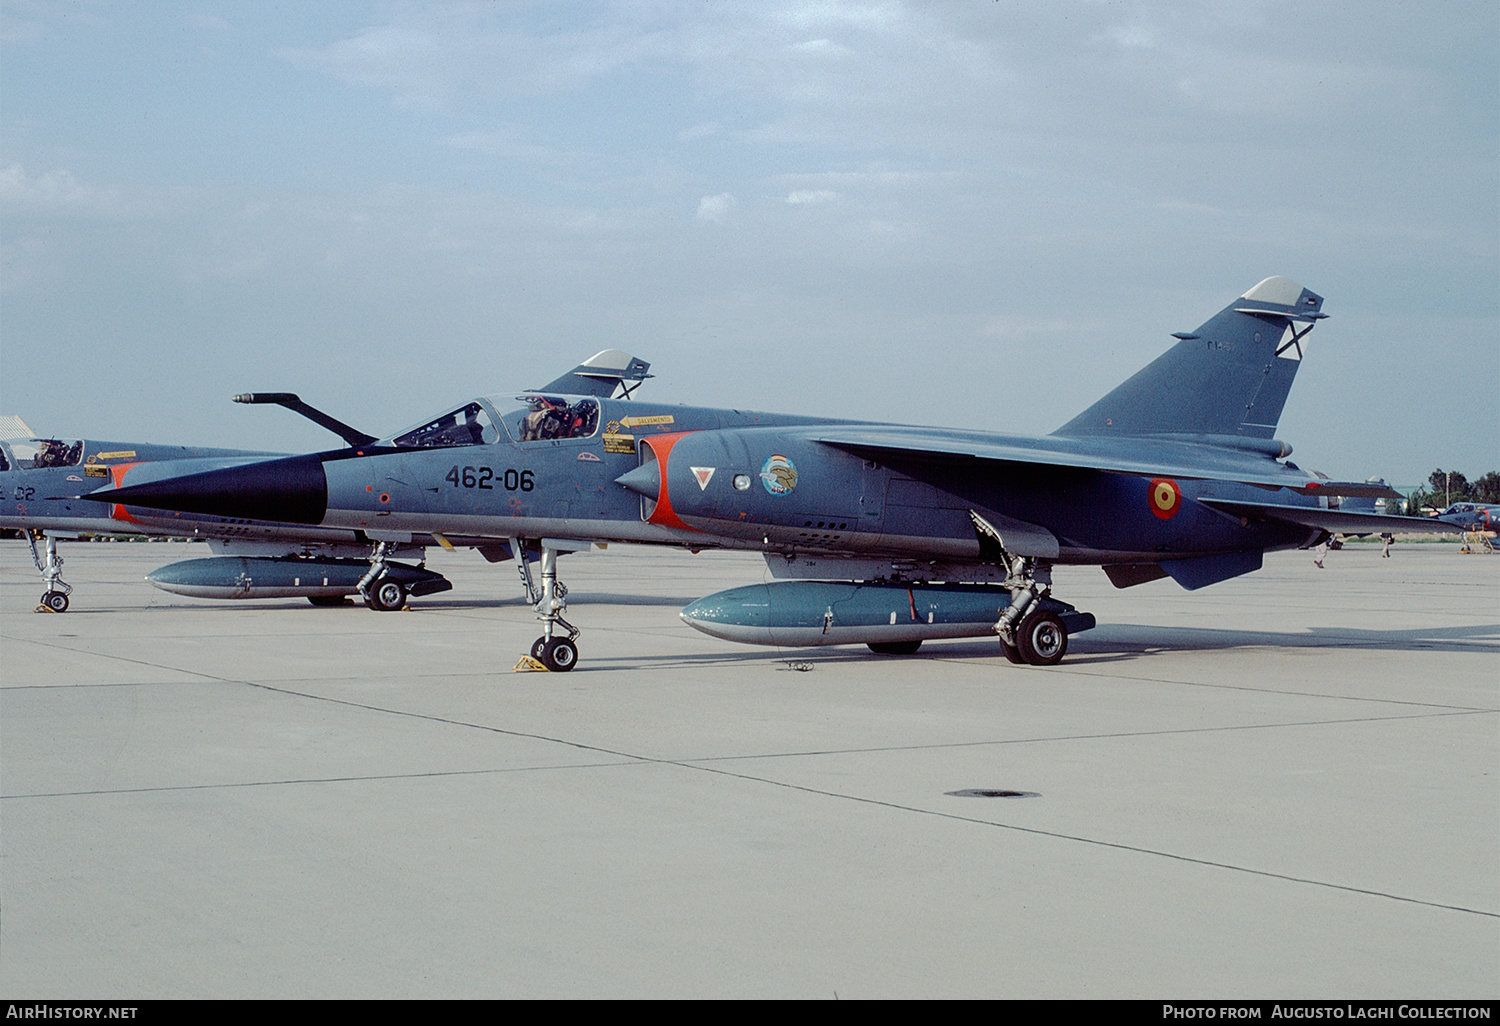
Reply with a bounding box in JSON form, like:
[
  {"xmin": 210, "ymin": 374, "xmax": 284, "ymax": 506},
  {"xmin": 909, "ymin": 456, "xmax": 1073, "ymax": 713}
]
[
  {"xmin": 277, "ymin": 10, "xmax": 678, "ymax": 111},
  {"xmin": 677, "ymin": 121, "xmax": 721, "ymax": 142},
  {"xmin": 696, "ymin": 193, "xmax": 737, "ymax": 223},
  {"xmin": 0, "ymin": 164, "xmax": 130, "ymax": 218},
  {"xmin": 0, "ymin": 11, "xmax": 46, "ymax": 44},
  {"xmin": 785, "ymin": 190, "xmax": 840, "ymax": 205},
  {"xmin": 788, "ymin": 38, "xmax": 850, "ymax": 57},
  {"xmin": 1156, "ymin": 199, "xmax": 1228, "ymax": 216},
  {"xmin": 981, "ymin": 316, "xmax": 1093, "ymax": 340},
  {"xmin": 1105, "ymin": 25, "xmax": 1160, "ymax": 50},
  {"xmin": 188, "ymin": 14, "xmax": 233, "ymax": 33},
  {"xmin": 441, "ymin": 130, "xmax": 563, "ymax": 164}
]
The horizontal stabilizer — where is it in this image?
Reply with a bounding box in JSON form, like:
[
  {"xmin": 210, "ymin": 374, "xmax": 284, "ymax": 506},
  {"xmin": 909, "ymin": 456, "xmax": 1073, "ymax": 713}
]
[
  {"xmin": 1159, "ymin": 549, "xmax": 1263, "ymax": 590},
  {"xmin": 1199, "ymin": 500, "xmax": 1459, "ymax": 535},
  {"xmin": 1299, "ymin": 480, "xmax": 1402, "ymax": 500},
  {"xmin": 1102, "ymin": 563, "xmax": 1170, "ymax": 589}
]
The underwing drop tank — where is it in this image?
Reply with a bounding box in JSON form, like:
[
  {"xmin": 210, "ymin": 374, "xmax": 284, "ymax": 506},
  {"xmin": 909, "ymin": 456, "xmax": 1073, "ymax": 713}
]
[
  {"xmin": 146, "ymin": 555, "xmax": 452, "ymax": 603},
  {"xmin": 680, "ymin": 580, "xmax": 1094, "ymax": 648}
]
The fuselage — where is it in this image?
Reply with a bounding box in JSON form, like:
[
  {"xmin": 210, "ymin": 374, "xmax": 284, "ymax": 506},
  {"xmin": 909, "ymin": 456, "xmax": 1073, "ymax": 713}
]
[{"xmin": 294, "ymin": 391, "xmax": 1323, "ymax": 569}]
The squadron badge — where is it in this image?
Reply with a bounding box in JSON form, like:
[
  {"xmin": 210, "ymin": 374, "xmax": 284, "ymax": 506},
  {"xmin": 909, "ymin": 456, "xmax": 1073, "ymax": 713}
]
[{"xmin": 760, "ymin": 454, "xmax": 798, "ymax": 495}]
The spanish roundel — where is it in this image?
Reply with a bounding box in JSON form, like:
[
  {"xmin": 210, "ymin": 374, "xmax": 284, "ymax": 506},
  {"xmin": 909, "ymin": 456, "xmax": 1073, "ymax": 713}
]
[{"xmin": 1149, "ymin": 477, "xmax": 1182, "ymax": 520}]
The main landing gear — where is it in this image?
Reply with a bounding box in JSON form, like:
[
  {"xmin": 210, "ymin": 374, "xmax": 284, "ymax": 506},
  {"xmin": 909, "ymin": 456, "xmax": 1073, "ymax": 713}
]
[
  {"xmin": 356, "ymin": 541, "xmax": 406, "ymax": 611},
  {"xmin": 29, "ymin": 532, "xmax": 73, "ymax": 613},
  {"xmin": 994, "ymin": 556, "xmax": 1068, "ymax": 666},
  {"xmin": 514, "ymin": 539, "xmax": 580, "ymax": 672},
  {"xmin": 968, "ymin": 510, "xmax": 1081, "ymax": 667},
  {"xmin": 352, "ymin": 543, "xmax": 450, "ymax": 610}
]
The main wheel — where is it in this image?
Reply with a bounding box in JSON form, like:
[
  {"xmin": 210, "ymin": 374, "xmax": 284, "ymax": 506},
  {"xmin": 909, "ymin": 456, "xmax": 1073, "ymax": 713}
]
[
  {"xmin": 540, "ymin": 638, "xmax": 578, "ymax": 672},
  {"xmin": 365, "ymin": 578, "xmax": 407, "ymax": 611},
  {"xmin": 999, "ymin": 636, "xmax": 1024, "ymax": 664},
  {"xmin": 1016, "ymin": 611, "xmax": 1067, "ymax": 666},
  {"xmin": 867, "ymin": 640, "xmax": 922, "ymax": 655},
  {"xmin": 42, "ymin": 590, "xmax": 69, "ymax": 613}
]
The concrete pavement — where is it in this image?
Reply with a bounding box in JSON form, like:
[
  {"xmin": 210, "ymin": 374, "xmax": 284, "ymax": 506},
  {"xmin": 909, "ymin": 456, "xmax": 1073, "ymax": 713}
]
[{"xmin": 2, "ymin": 539, "xmax": 1495, "ymax": 998}]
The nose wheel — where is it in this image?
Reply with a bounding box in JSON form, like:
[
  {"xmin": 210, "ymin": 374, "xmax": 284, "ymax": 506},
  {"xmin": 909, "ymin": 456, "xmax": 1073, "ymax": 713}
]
[{"xmin": 530, "ymin": 636, "xmax": 579, "ymax": 672}]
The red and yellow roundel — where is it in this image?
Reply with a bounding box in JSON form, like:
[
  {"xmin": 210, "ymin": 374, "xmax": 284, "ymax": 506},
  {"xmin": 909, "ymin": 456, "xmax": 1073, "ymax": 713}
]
[{"xmin": 1149, "ymin": 477, "xmax": 1182, "ymax": 520}]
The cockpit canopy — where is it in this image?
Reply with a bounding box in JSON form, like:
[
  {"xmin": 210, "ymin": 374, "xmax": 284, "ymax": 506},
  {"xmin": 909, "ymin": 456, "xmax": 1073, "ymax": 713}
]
[
  {"xmin": 389, "ymin": 397, "xmax": 599, "ymax": 448},
  {"xmin": 7, "ymin": 438, "xmax": 83, "ymax": 469},
  {"xmin": 504, "ymin": 395, "xmax": 599, "ymax": 442},
  {"xmin": 392, "ymin": 402, "xmax": 500, "ymax": 448}
]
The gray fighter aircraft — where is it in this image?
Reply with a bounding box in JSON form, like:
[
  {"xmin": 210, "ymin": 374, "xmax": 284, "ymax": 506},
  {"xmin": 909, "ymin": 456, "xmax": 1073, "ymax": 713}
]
[
  {"xmin": 1434, "ymin": 502, "xmax": 1498, "ymax": 533},
  {"xmin": 81, "ymin": 278, "xmax": 1458, "ymax": 669},
  {"xmin": 0, "ymin": 429, "xmax": 456, "ymax": 611},
  {"xmin": 1, "ymin": 352, "xmax": 651, "ymax": 611}
]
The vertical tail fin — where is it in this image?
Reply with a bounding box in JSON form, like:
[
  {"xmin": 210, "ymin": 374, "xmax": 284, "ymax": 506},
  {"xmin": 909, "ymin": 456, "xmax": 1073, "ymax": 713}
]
[{"xmin": 1053, "ymin": 277, "xmax": 1325, "ymax": 441}]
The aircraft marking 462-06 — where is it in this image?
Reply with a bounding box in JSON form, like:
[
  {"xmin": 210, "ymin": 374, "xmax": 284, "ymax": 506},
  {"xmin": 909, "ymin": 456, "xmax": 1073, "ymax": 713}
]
[{"xmin": 443, "ymin": 466, "xmax": 536, "ymax": 491}]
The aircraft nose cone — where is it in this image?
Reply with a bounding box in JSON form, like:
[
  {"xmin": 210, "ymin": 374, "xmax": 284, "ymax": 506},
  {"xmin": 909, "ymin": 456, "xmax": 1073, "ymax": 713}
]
[{"xmin": 85, "ymin": 453, "xmax": 330, "ymax": 524}]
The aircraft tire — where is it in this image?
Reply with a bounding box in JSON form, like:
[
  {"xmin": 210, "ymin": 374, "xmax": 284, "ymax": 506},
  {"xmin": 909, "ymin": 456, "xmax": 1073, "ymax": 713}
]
[
  {"xmin": 867, "ymin": 640, "xmax": 922, "ymax": 655},
  {"xmin": 1017, "ymin": 611, "xmax": 1067, "ymax": 666},
  {"xmin": 365, "ymin": 578, "xmax": 407, "ymax": 611},
  {"xmin": 42, "ymin": 591, "xmax": 69, "ymax": 613},
  {"xmin": 999, "ymin": 637, "xmax": 1025, "ymax": 664},
  {"xmin": 531, "ymin": 636, "xmax": 549, "ymax": 659},
  {"xmin": 540, "ymin": 638, "xmax": 578, "ymax": 672}
]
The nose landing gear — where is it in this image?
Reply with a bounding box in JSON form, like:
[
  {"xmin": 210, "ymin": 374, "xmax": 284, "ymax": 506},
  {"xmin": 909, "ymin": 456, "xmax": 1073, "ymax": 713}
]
[{"xmin": 357, "ymin": 541, "xmax": 405, "ymax": 611}]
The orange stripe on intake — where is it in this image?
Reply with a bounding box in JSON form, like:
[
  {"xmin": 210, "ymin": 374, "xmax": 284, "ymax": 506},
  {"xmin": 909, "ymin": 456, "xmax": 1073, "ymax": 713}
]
[
  {"xmin": 108, "ymin": 462, "xmax": 145, "ymax": 523},
  {"xmin": 639, "ymin": 432, "xmax": 700, "ymax": 533}
]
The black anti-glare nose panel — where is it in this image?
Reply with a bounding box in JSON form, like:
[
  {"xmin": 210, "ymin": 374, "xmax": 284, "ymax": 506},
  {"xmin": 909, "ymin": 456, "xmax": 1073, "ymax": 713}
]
[{"xmin": 84, "ymin": 453, "xmax": 330, "ymax": 525}]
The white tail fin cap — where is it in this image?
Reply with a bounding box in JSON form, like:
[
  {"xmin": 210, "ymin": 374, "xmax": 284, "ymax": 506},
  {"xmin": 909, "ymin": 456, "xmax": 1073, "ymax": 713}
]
[{"xmin": 1239, "ymin": 276, "xmax": 1305, "ymax": 306}]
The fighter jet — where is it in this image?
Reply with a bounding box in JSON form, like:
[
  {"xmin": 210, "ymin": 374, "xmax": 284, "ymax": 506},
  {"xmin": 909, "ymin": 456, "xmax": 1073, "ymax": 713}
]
[
  {"xmin": 82, "ymin": 278, "xmax": 1458, "ymax": 669},
  {"xmin": 0, "ymin": 426, "xmax": 457, "ymax": 611},
  {"xmin": 2, "ymin": 354, "xmax": 650, "ymax": 611},
  {"xmin": 1432, "ymin": 501, "xmax": 1498, "ymax": 554},
  {"xmin": 1434, "ymin": 502, "xmax": 1498, "ymax": 533}
]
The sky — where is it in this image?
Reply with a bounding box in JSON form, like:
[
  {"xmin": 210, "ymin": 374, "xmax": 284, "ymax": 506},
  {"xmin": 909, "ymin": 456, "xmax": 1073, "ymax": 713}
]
[{"xmin": 2, "ymin": 0, "xmax": 1495, "ymax": 488}]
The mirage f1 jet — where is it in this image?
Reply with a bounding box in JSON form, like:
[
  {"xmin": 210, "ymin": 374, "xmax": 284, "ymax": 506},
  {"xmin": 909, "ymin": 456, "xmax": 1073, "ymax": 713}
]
[{"xmin": 83, "ymin": 278, "xmax": 1456, "ymax": 669}]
